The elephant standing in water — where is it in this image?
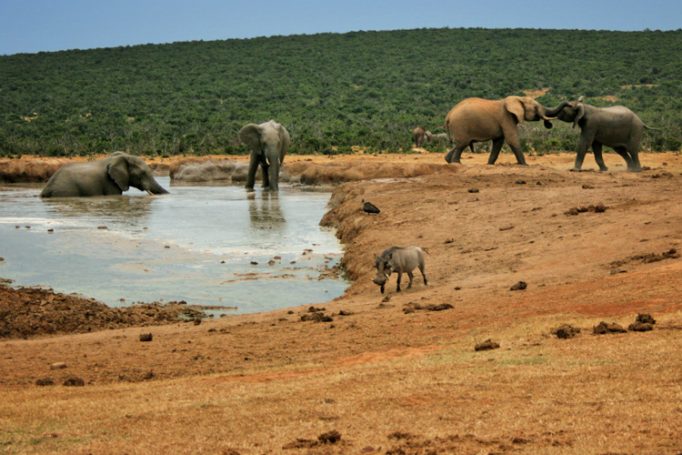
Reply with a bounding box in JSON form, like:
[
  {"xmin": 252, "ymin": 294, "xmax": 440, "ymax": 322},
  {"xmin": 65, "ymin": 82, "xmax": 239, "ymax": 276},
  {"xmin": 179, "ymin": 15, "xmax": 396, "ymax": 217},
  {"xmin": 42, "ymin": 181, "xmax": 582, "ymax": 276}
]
[
  {"xmin": 444, "ymin": 96, "xmax": 554, "ymax": 165},
  {"xmin": 544, "ymin": 97, "xmax": 647, "ymax": 172},
  {"xmin": 40, "ymin": 152, "xmax": 169, "ymax": 197},
  {"xmin": 239, "ymin": 120, "xmax": 290, "ymax": 191}
]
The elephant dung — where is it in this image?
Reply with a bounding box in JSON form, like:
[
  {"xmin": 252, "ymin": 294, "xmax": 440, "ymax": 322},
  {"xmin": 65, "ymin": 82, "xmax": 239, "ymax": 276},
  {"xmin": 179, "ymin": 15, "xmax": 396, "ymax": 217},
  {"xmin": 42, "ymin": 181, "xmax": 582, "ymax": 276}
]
[
  {"xmin": 628, "ymin": 322, "xmax": 654, "ymax": 332},
  {"xmin": 139, "ymin": 333, "xmax": 153, "ymax": 342},
  {"xmin": 592, "ymin": 321, "xmax": 626, "ymax": 334},
  {"xmin": 35, "ymin": 377, "xmax": 55, "ymax": 386},
  {"xmin": 63, "ymin": 376, "xmax": 85, "ymax": 387},
  {"xmin": 510, "ymin": 281, "xmax": 527, "ymax": 291},
  {"xmin": 551, "ymin": 324, "xmax": 581, "ymax": 339},
  {"xmin": 635, "ymin": 313, "xmax": 656, "ymax": 324},
  {"xmin": 474, "ymin": 339, "xmax": 500, "ymax": 351}
]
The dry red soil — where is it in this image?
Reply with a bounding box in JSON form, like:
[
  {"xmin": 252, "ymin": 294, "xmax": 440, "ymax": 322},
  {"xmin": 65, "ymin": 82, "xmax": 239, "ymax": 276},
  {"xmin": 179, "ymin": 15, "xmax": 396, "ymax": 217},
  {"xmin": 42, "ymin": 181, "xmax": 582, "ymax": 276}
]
[{"xmin": 1, "ymin": 151, "xmax": 682, "ymax": 454}]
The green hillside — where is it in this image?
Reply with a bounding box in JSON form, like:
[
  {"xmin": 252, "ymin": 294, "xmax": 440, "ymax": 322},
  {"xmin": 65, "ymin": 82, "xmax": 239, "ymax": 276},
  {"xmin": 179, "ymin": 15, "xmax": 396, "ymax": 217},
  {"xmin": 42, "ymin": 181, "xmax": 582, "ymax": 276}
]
[{"xmin": 0, "ymin": 28, "xmax": 680, "ymax": 156}]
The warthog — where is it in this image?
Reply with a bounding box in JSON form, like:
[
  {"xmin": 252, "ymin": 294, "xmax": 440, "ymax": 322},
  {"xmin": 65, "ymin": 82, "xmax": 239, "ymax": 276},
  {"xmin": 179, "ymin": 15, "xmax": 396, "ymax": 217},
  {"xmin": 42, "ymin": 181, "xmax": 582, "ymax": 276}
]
[{"xmin": 373, "ymin": 246, "xmax": 428, "ymax": 294}]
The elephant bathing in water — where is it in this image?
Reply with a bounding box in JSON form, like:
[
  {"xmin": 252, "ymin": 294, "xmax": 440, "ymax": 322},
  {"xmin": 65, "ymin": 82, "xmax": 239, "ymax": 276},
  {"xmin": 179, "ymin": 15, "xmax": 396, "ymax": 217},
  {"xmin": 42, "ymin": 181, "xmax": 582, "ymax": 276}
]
[
  {"xmin": 239, "ymin": 120, "xmax": 290, "ymax": 191},
  {"xmin": 544, "ymin": 97, "xmax": 648, "ymax": 172},
  {"xmin": 444, "ymin": 96, "xmax": 554, "ymax": 165},
  {"xmin": 40, "ymin": 152, "xmax": 169, "ymax": 197}
]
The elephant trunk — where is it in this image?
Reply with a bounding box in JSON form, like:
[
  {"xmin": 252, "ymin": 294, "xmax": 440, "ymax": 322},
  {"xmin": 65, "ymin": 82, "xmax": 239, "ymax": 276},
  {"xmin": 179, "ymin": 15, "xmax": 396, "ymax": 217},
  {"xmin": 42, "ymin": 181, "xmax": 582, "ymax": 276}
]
[
  {"xmin": 147, "ymin": 179, "xmax": 169, "ymax": 195},
  {"xmin": 544, "ymin": 101, "xmax": 570, "ymax": 118}
]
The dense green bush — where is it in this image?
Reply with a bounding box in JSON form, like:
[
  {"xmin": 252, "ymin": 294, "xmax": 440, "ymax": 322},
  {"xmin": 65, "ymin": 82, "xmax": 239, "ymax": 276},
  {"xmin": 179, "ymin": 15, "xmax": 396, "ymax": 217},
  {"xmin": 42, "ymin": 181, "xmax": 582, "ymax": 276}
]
[{"xmin": 0, "ymin": 28, "xmax": 680, "ymax": 156}]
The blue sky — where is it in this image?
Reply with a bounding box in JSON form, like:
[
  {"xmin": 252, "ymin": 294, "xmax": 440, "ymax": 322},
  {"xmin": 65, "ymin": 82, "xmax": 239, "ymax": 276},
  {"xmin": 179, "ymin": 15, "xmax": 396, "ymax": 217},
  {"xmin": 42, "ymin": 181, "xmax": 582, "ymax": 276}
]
[{"xmin": 1, "ymin": 0, "xmax": 680, "ymax": 55}]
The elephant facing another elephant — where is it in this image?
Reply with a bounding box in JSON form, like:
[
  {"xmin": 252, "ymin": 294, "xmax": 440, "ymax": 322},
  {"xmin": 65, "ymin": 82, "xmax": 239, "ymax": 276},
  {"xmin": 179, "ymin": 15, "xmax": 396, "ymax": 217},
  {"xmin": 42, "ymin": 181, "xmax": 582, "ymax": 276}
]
[
  {"xmin": 444, "ymin": 96, "xmax": 554, "ymax": 166},
  {"xmin": 545, "ymin": 97, "xmax": 648, "ymax": 172},
  {"xmin": 40, "ymin": 152, "xmax": 169, "ymax": 198},
  {"xmin": 239, "ymin": 120, "xmax": 290, "ymax": 191}
]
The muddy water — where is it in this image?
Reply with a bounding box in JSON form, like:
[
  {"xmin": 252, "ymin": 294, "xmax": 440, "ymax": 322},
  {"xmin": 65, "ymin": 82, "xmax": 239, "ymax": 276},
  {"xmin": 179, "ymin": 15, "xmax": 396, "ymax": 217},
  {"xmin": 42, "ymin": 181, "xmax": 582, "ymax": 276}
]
[{"xmin": 0, "ymin": 177, "xmax": 346, "ymax": 314}]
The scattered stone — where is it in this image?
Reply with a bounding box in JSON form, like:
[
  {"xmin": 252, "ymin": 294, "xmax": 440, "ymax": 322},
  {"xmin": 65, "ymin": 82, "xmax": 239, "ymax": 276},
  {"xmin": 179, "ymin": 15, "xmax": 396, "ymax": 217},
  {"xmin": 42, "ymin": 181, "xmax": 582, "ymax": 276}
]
[
  {"xmin": 381, "ymin": 295, "xmax": 391, "ymax": 303},
  {"xmin": 250, "ymin": 261, "xmax": 258, "ymax": 265},
  {"xmin": 551, "ymin": 324, "xmax": 581, "ymax": 339},
  {"xmin": 388, "ymin": 431, "xmax": 415, "ymax": 440},
  {"xmin": 636, "ymin": 313, "xmax": 656, "ymax": 325},
  {"xmin": 582, "ymin": 184, "xmax": 594, "ymax": 189},
  {"xmin": 444, "ymin": 238, "xmax": 454, "ymax": 244},
  {"xmin": 63, "ymin": 376, "xmax": 85, "ymax": 387},
  {"xmin": 220, "ymin": 260, "xmax": 226, "ymax": 264},
  {"xmin": 35, "ymin": 377, "xmax": 55, "ymax": 386},
  {"xmin": 25, "ymin": 225, "xmax": 31, "ymax": 229},
  {"xmin": 475, "ymin": 339, "xmax": 500, "ymax": 351},
  {"xmin": 338, "ymin": 310, "xmax": 352, "ymax": 316},
  {"xmin": 510, "ymin": 281, "xmax": 527, "ymax": 291},
  {"xmin": 593, "ymin": 321, "xmax": 626, "ymax": 334},
  {"xmin": 282, "ymin": 439, "xmax": 318, "ymax": 450},
  {"xmin": 362, "ymin": 201, "xmax": 381, "ymax": 214},
  {"xmin": 515, "ymin": 180, "xmax": 526, "ymax": 184},
  {"xmin": 164, "ymin": 245, "xmax": 170, "ymax": 249},
  {"xmin": 50, "ymin": 362, "xmax": 67, "ymax": 370},
  {"xmin": 318, "ymin": 430, "xmax": 342, "ymax": 444},
  {"xmin": 193, "ymin": 319, "xmax": 201, "ymax": 326},
  {"xmin": 139, "ymin": 333, "xmax": 153, "ymax": 342},
  {"xmin": 611, "ymin": 248, "xmax": 680, "ymax": 270},
  {"xmin": 308, "ymin": 306, "xmax": 325, "ymax": 312},
  {"xmin": 499, "ymin": 224, "xmax": 514, "ymax": 231},
  {"xmin": 0, "ymin": 257, "xmax": 4, "ymax": 262},
  {"xmin": 467, "ymin": 188, "xmax": 479, "ymax": 193},
  {"xmin": 142, "ymin": 371, "xmax": 155, "ymax": 380},
  {"xmin": 97, "ymin": 225, "xmax": 108, "ymax": 230},
  {"xmin": 628, "ymin": 322, "xmax": 654, "ymax": 332},
  {"xmin": 454, "ymin": 286, "xmax": 461, "ymax": 291},
  {"xmin": 47, "ymin": 228, "xmax": 54, "ymax": 233}
]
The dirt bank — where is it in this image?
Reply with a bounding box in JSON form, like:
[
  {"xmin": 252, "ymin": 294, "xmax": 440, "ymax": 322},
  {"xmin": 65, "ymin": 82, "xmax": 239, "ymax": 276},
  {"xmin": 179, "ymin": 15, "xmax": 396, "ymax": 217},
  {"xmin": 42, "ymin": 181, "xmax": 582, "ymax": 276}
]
[
  {"xmin": 1, "ymin": 151, "xmax": 682, "ymax": 454},
  {"xmin": 0, "ymin": 282, "xmax": 205, "ymax": 339}
]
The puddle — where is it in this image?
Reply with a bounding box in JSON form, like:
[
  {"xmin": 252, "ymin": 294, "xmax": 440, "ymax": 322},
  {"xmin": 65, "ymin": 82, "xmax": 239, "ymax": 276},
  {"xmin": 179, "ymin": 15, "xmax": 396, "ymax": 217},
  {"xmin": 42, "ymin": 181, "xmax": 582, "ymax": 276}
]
[{"xmin": 0, "ymin": 177, "xmax": 346, "ymax": 314}]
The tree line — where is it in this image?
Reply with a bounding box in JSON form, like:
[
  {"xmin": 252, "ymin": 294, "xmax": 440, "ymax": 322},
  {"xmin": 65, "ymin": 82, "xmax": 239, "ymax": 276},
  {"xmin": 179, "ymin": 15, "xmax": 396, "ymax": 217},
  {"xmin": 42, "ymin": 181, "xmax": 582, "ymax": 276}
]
[{"xmin": 0, "ymin": 27, "xmax": 680, "ymax": 156}]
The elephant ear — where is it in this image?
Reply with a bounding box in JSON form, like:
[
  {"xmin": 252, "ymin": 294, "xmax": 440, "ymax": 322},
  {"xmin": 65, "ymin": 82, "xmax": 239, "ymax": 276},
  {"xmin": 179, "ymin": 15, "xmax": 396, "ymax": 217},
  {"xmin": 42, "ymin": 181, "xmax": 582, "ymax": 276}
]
[
  {"xmin": 278, "ymin": 124, "xmax": 290, "ymax": 165},
  {"xmin": 239, "ymin": 124, "xmax": 262, "ymax": 150},
  {"xmin": 107, "ymin": 154, "xmax": 129, "ymax": 191},
  {"xmin": 573, "ymin": 98, "xmax": 586, "ymax": 129},
  {"xmin": 504, "ymin": 96, "xmax": 526, "ymax": 123}
]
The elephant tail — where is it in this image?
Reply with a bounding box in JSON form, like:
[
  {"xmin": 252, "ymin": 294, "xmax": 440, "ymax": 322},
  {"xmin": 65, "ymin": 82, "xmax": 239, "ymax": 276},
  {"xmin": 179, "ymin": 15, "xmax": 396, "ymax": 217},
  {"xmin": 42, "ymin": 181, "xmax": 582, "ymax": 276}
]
[{"xmin": 643, "ymin": 124, "xmax": 662, "ymax": 131}]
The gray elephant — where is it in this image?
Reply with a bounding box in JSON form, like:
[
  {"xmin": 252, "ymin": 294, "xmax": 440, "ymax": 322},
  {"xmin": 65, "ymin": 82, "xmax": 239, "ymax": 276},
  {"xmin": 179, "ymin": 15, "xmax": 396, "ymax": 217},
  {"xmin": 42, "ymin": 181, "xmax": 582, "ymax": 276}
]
[
  {"xmin": 239, "ymin": 120, "xmax": 290, "ymax": 191},
  {"xmin": 40, "ymin": 152, "xmax": 169, "ymax": 197},
  {"xmin": 444, "ymin": 96, "xmax": 554, "ymax": 165},
  {"xmin": 545, "ymin": 97, "xmax": 648, "ymax": 172}
]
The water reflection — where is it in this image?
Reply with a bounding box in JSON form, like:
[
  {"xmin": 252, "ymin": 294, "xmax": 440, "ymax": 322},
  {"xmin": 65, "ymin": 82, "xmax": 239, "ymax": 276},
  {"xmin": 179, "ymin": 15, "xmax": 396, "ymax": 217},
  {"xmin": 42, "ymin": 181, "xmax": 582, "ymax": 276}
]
[
  {"xmin": 42, "ymin": 196, "xmax": 153, "ymax": 226},
  {"xmin": 247, "ymin": 191, "xmax": 285, "ymax": 229}
]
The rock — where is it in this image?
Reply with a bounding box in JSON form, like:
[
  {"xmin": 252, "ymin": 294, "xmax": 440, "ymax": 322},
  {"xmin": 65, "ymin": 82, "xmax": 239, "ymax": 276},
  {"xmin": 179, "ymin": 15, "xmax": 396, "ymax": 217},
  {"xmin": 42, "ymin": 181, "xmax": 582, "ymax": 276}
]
[
  {"xmin": 499, "ymin": 224, "xmax": 514, "ymax": 231},
  {"xmin": 404, "ymin": 303, "xmax": 453, "ymax": 314},
  {"xmin": 139, "ymin": 333, "xmax": 153, "ymax": 342},
  {"xmin": 250, "ymin": 261, "xmax": 258, "ymax": 265},
  {"xmin": 50, "ymin": 362, "xmax": 67, "ymax": 370},
  {"xmin": 35, "ymin": 377, "xmax": 55, "ymax": 386},
  {"xmin": 510, "ymin": 281, "xmax": 527, "ymax": 291},
  {"xmin": 515, "ymin": 180, "xmax": 526, "ymax": 184},
  {"xmin": 0, "ymin": 257, "xmax": 4, "ymax": 262},
  {"xmin": 582, "ymin": 184, "xmax": 594, "ymax": 189},
  {"xmin": 300, "ymin": 312, "xmax": 333, "ymax": 323},
  {"xmin": 628, "ymin": 322, "xmax": 653, "ymax": 332},
  {"xmin": 97, "ymin": 225, "xmax": 108, "ymax": 230},
  {"xmin": 444, "ymin": 238, "xmax": 454, "ymax": 244},
  {"xmin": 282, "ymin": 439, "xmax": 318, "ymax": 450},
  {"xmin": 193, "ymin": 319, "xmax": 201, "ymax": 326},
  {"xmin": 338, "ymin": 310, "xmax": 352, "ymax": 316},
  {"xmin": 593, "ymin": 321, "xmax": 626, "ymax": 334},
  {"xmin": 47, "ymin": 228, "xmax": 54, "ymax": 233},
  {"xmin": 318, "ymin": 430, "xmax": 342, "ymax": 444},
  {"xmin": 63, "ymin": 376, "xmax": 85, "ymax": 387},
  {"xmin": 362, "ymin": 201, "xmax": 380, "ymax": 214},
  {"xmin": 551, "ymin": 324, "xmax": 581, "ymax": 339},
  {"xmin": 475, "ymin": 339, "xmax": 500, "ymax": 351},
  {"xmin": 467, "ymin": 188, "xmax": 479, "ymax": 193},
  {"xmin": 593, "ymin": 203, "xmax": 607, "ymax": 213},
  {"xmin": 636, "ymin": 313, "xmax": 656, "ymax": 324}
]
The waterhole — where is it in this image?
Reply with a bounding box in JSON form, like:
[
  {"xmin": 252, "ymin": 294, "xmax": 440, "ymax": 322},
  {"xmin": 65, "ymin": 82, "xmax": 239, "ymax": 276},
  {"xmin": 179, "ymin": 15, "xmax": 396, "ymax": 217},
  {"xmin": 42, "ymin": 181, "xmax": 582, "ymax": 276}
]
[{"xmin": 0, "ymin": 177, "xmax": 347, "ymax": 314}]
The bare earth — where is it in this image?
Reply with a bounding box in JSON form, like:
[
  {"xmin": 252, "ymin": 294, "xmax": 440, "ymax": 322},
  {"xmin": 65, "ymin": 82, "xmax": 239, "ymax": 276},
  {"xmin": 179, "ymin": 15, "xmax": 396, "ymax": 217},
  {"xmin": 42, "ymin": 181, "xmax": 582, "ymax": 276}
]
[{"xmin": 1, "ymin": 151, "xmax": 682, "ymax": 454}]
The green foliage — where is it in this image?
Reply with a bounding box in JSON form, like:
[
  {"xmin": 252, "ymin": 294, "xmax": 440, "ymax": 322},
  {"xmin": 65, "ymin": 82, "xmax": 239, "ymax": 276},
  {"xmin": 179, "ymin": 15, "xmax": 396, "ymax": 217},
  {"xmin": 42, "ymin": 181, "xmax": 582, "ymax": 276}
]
[{"xmin": 0, "ymin": 28, "xmax": 680, "ymax": 156}]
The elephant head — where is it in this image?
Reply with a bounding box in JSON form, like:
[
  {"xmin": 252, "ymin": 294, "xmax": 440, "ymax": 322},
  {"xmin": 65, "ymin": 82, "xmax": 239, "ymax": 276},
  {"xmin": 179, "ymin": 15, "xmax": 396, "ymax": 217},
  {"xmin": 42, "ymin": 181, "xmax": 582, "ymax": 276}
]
[
  {"xmin": 544, "ymin": 97, "xmax": 585, "ymax": 128},
  {"xmin": 504, "ymin": 96, "xmax": 554, "ymax": 129},
  {"xmin": 107, "ymin": 152, "xmax": 169, "ymax": 195},
  {"xmin": 239, "ymin": 120, "xmax": 290, "ymax": 191}
]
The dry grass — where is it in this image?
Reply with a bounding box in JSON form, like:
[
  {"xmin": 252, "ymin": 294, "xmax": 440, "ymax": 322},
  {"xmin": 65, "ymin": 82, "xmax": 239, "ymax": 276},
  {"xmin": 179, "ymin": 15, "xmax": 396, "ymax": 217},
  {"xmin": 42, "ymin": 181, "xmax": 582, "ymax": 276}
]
[{"xmin": 2, "ymin": 152, "xmax": 682, "ymax": 454}]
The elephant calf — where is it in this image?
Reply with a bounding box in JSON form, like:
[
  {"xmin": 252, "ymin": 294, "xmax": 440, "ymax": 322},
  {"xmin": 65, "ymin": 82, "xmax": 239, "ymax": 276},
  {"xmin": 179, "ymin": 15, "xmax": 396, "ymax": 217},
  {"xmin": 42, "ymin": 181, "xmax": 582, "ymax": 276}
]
[
  {"xmin": 373, "ymin": 246, "xmax": 428, "ymax": 294},
  {"xmin": 40, "ymin": 152, "xmax": 169, "ymax": 197},
  {"xmin": 545, "ymin": 97, "xmax": 649, "ymax": 172},
  {"xmin": 239, "ymin": 120, "xmax": 290, "ymax": 191}
]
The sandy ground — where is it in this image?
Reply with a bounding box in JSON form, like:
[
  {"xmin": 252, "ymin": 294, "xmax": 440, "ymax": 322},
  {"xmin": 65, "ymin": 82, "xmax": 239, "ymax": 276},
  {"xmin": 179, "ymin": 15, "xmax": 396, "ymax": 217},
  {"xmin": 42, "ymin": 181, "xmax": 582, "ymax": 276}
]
[{"xmin": 1, "ymin": 151, "xmax": 682, "ymax": 454}]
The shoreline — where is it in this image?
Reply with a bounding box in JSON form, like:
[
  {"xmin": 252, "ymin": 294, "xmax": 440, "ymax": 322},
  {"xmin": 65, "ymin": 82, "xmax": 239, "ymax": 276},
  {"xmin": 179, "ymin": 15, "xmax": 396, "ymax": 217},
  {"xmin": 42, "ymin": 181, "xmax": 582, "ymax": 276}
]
[{"xmin": 1, "ymin": 152, "xmax": 682, "ymax": 453}]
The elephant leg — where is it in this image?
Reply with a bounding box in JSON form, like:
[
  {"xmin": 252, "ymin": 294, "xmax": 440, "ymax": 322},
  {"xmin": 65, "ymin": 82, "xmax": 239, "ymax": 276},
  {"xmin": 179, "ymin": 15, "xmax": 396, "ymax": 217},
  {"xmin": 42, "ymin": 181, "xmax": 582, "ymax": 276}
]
[
  {"xmin": 396, "ymin": 272, "xmax": 402, "ymax": 292},
  {"xmin": 469, "ymin": 143, "xmax": 475, "ymax": 154},
  {"xmin": 407, "ymin": 271, "xmax": 414, "ymax": 289},
  {"xmin": 487, "ymin": 137, "xmax": 505, "ymax": 165},
  {"xmin": 592, "ymin": 142, "xmax": 608, "ymax": 172},
  {"xmin": 572, "ymin": 135, "xmax": 593, "ymax": 171},
  {"xmin": 504, "ymin": 134, "xmax": 527, "ymax": 166},
  {"xmin": 246, "ymin": 152, "xmax": 259, "ymax": 189},
  {"xmin": 626, "ymin": 142, "xmax": 642, "ymax": 172},
  {"xmin": 419, "ymin": 264, "xmax": 428, "ymax": 286},
  {"xmin": 445, "ymin": 144, "xmax": 466, "ymax": 163},
  {"xmin": 613, "ymin": 146, "xmax": 631, "ymax": 168}
]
